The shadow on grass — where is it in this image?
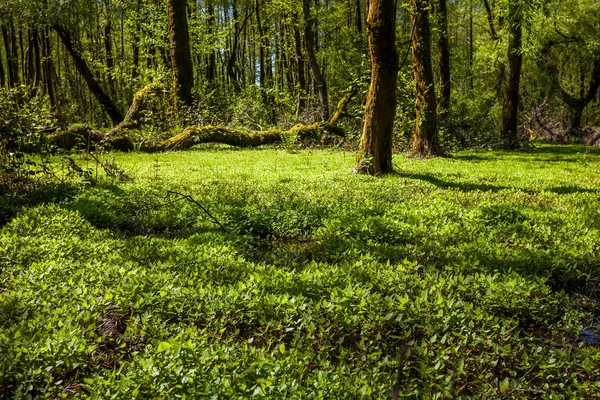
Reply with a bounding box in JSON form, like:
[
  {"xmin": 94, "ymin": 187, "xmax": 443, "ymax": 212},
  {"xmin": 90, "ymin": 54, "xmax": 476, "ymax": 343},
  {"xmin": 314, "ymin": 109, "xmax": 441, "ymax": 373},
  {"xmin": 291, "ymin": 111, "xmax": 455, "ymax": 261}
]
[
  {"xmin": 404, "ymin": 173, "xmax": 510, "ymax": 192},
  {"xmin": 453, "ymin": 145, "xmax": 600, "ymax": 163}
]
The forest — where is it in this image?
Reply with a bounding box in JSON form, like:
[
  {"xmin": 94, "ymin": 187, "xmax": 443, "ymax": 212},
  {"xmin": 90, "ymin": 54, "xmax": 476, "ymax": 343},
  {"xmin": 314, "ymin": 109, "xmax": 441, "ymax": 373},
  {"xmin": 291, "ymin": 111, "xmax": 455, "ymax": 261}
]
[{"xmin": 0, "ymin": 0, "xmax": 600, "ymax": 398}]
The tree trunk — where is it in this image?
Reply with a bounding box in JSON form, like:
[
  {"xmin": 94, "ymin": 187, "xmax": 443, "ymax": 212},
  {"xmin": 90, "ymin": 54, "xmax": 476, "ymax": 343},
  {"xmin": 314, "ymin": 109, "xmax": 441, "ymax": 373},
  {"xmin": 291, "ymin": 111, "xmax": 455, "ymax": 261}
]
[
  {"xmin": 41, "ymin": 29, "xmax": 56, "ymax": 109},
  {"xmin": 303, "ymin": 0, "xmax": 329, "ymax": 120},
  {"xmin": 104, "ymin": 21, "xmax": 115, "ymax": 93},
  {"xmin": 410, "ymin": 0, "xmax": 439, "ymax": 158},
  {"xmin": 206, "ymin": 0, "xmax": 217, "ymax": 83},
  {"xmin": 541, "ymin": 39, "xmax": 600, "ymax": 138},
  {"xmin": 168, "ymin": 0, "xmax": 194, "ymax": 107},
  {"xmin": 294, "ymin": 24, "xmax": 308, "ymax": 118},
  {"xmin": 355, "ymin": 0, "xmax": 363, "ymax": 34},
  {"xmin": 53, "ymin": 24, "xmax": 123, "ymax": 126},
  {"xmin": 354, "ymin": 0, "xmax": 398, "ymax": 174},
  {"xmin": 10, "ymin": 20, "xmax": 20, "ymax": 87},
  {"xmin": 436, "ymin": 0, "xmax": 450, "ymax": 116},
  {"xmin": 500, "ymin": 2, "xmax": 522, "ymax": 150},
  {"xmin": 32, "ymin": 28, "xmax": 42, "ymax": 92},
  {"xmin": 0, "ymin": 44, "xmax": 5, "ymax": 88},
  {"xmin": 226, "ymin": 0, "xmax": 242, "ymax": 93}
]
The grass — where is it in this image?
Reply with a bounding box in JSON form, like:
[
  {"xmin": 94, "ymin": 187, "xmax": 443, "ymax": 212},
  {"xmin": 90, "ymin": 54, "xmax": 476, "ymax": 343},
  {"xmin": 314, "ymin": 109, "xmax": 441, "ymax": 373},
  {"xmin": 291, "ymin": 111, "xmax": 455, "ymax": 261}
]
[{"xmin": 1, "ymin": 144, "xmax": 600, "ymax": 398}]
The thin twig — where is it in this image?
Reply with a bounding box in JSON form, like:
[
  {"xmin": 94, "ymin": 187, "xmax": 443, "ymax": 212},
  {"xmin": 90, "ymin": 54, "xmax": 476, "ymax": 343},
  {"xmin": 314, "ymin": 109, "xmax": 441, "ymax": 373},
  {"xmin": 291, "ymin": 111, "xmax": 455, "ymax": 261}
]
[{"xmin": 166, "ymin": 190, "xmax": 232, "ymax": 234}]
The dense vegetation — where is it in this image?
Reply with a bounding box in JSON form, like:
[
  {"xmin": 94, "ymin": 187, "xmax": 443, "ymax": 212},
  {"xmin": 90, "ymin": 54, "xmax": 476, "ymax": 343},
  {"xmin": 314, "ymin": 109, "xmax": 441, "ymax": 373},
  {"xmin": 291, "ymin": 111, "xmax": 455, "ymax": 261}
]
[
  {"xmin": 1, "ymin": 146, "xmax": 600, "ymax": 398},
  {"xmin": 1, "ymin": 0, "xmax": 600, "ymax": 397}
]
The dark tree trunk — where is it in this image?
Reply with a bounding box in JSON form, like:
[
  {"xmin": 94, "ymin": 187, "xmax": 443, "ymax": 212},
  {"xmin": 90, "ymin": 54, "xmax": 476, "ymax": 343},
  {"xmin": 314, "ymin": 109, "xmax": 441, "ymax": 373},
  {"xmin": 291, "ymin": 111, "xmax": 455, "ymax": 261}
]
[
  {"xmin": 104, "ymin": 21, "xmax": 115, "ymax": 93},
  {"xmin": 41, "ymin": 29, "xmax": 56, "ymax": 109},
  {"xmin": 410, "ymin": 0, "xmax": 440, "ymax": 157},
  {"xmin": 303, "ymin": 0, "xmax": 329, "ymax": 120},
  {"xmin": 0, "ymin": 43, "xmax": 5, "ymax": 88},
  {"xmin": 168, "ymin": 0, "xmax": 194, "ymax": 107},
  {"xmin": 53, "ymin": 24, "xmax": 123, "ymax": 125},
  {"xmin": 2, "ymin": 22, "xmax": 19, "ymax": 88},
  {"xmin": 500, "ymin": 2, "xmax": 522, "ymax": 150},
  {"xmin": 354, "ymin": 0, "xmax": 398, "ymax": 175},
  {"xmin": 32, "ymin": 28, "xmax": 41, "ymax": 91},
  {"xmin": 10, "ymin": 21, "xmax": 20, "ymax": 87},
  {"xmin": 26, "ymin": 28, "xmax": 35, "ymax": 88},
  {"xmin": 541, "ymin": 47, "xmax": 600, "ymax": 137},
  {"xmin": 355, "ymin": 0, "xmax": 363, "ymax": 33},
  {"xmin": 294, "ymin": 24, "xmax": 308, "ymax": 118},
  {"xmin": 468, "ymin": 0, "xmax": 473, "ymax": 90},
  {"xmin": 483, "ymin": 0, "xmax": 498, "ymax": 41},
  {"xmin": 436, "ymin": 0, "xmax": 450, "ymax": 116},
  {"xmin": 226, "ymin": 0, "xmax": 242, "ymax": 93},
  {"xmin": 206, "ymin": 0, "xmax": 217, "ymax": 83},
  {"xmin": 254, "ymin": 0, "xmax": 274, "ymax": 114}
]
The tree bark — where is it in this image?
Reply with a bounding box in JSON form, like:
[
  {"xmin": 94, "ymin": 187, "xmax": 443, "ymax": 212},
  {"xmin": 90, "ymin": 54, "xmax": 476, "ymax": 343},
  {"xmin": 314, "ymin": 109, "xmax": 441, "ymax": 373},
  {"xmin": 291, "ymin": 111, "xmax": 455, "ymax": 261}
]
[
  {"xmin": 41, "ymin": 28, "xmax": 56, "ymax": 109},
  {"xmin": 541, "ymin": 40, "xmax": 600, "ymax": 138},
  {"xmin": 436, "ymin": 0, "xmax": 450, "ymax": 116},
  {"xmin": 303, "ymin": 0, "xmax": 329, "ymax": 120},
  {"xmin": 410, "ymin": 0, "xmax": 439, "ymax": 157},
  {"xmin": 294, "ymin": 24, "xmax": 308, "ymax": 118},
  {"xmin": 104, "ymin": 21, "xmax": 115, "ymax": 93},
  {"xmin": 0, "ymin": 43, "xmax": 4, "ymax": 88},
  {"xmin": 53, "ymin": 24, "xmax": 123, "ymax": 125},
  {"xmin": 354, "ymin": 0, "xmax": 398, "ymax": 174},
  {"xmin": 500, "ymin": 2, "xmax": 522, "ymax": 150},
  {"xmin": 32, "ymin": 28, "xmax": 42, "ymax": 92},
  {"xmin": 206, "ymin": 0, "xmax": 217, "ymax": 83},
  {"xmin": 168, "ymin": 0, "xmax": 195, "ymax": 107}
]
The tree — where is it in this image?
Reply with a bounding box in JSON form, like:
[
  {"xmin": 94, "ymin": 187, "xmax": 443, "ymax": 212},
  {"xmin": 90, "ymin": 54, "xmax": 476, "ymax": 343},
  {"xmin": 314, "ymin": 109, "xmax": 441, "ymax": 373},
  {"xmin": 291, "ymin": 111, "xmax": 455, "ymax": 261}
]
[
  {"xmin": 354, "ymin": 0, "xmax": 398, "ymax": 174},
  {"xmin": 53, "ymin": 24, "xmax": 123, "ymax": 125},
  {"xmin": 436, "ymin": 0, "xmax": 450, "ymax": 116},
  {"xmin": 168, "ymin": 0, "xmax": 194, "ymax": 107},
  {"xmin": 410, "ymin": 0, "xmax": 440, "ymax": 157},
  {"xmin": 303, "ymin": 0, "xmax": 329, "ymax": 121},
  {"xmin": 500, "ymin": 0, "xmax": 523, "ymax": 149},
  {"xmin": 538, "ymin": 0, "xmax": 600, "ymax": 138}
]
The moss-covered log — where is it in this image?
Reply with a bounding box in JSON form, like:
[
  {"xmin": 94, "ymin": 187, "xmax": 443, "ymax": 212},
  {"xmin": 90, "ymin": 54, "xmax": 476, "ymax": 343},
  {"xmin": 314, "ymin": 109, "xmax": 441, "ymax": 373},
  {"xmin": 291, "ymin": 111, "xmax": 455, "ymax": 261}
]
[
  {"xmin": 145, "ymin": 87, "xmax": 356, "ymax": 152},
  {"xmin": 147, "ymin": 123, "xmax": 330, "ymax": 152},
  {"xmin": 48, "ymin": 125, "xmax": 133, "ymax": 151}
]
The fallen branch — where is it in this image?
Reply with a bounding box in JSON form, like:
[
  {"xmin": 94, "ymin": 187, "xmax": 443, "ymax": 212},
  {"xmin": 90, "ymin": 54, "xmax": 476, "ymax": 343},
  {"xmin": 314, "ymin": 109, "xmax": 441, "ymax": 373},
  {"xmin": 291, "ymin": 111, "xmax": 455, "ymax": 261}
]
[{"xmin": 166, "ymin": 190, "xmax": 231, "ymax": 234}]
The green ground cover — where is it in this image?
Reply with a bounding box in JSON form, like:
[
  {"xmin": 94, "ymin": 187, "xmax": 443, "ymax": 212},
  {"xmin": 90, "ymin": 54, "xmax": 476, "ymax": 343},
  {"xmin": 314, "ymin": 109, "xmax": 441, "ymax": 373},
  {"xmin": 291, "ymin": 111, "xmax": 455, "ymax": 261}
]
[{"xmin": 1, "ymin": 144, "xmax": 600, "ymax": 398}]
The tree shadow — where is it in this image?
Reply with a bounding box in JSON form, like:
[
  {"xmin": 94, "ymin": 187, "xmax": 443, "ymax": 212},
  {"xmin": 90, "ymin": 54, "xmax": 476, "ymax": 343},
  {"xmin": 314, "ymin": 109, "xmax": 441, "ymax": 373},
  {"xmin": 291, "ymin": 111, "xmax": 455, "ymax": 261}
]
[
  {"xmin": 403, "ymin": 173, "xmax": 510, "ymax": 192},
  {"xmin": 549, "ymin": 185, "xmax": 600, "ymax": 195}
]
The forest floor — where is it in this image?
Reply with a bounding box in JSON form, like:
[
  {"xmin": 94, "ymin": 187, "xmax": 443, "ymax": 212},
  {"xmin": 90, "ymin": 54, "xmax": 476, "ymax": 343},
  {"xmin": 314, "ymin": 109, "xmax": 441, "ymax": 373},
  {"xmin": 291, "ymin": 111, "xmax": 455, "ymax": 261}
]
[{"xmin": 1, "ymin": 144, "xmax": 600, "ymax": 398}]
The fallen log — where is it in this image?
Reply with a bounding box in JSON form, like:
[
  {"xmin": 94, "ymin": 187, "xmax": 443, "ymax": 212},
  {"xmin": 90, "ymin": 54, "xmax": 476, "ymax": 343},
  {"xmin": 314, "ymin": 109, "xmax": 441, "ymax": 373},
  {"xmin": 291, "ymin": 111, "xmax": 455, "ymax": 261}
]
[
  {"xmin": 144, "ymin": 84, "xmax": 358, "ymax": 152},
  {"xmin": 48, "ymin": 125, "xmax": 134, "ymax": 151},
  {"xmin": 48, "ymin": 83, "xmax": 358, "ymax": 152},
  {"xmin": 146, "ymin": 123, "xmax": 327, "ymax": 152}
]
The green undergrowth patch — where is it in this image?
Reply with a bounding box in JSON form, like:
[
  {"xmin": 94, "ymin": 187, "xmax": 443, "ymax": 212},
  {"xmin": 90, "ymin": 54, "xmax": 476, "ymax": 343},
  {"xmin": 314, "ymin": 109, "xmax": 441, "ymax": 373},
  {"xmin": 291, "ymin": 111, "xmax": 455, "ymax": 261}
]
[{"xmin": 1, "ymin": 144, "xmax": 600, "ymax": 398}]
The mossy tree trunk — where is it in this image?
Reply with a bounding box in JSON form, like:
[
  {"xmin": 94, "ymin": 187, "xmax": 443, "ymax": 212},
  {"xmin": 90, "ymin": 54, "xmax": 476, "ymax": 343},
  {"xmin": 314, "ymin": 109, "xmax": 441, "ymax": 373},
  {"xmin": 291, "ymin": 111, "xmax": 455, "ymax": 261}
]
[
  {"xmin": 410, "ymin": 0, "xmax": 440, "ymax": 158},
  {"xmin": 500, "ymin": 1, "xmax": 523, "ymax": 150},
  {"xmin": 354, "ymin": 0, "xmax": 399, "ymax": 175},
  {"xmin": 53, "ymin": 24, "xmax": 123, "ymax": 126},
  {"xmin": 168, "ymin": 0, "xmax": 194, "ymax": 107},
  {"xmin": 303, "ymin": 0, "xmax": 329, "ymax": 121},
  {"xmin": 436, "ymin": 0, "xmax": 451, "ymax": 117}
]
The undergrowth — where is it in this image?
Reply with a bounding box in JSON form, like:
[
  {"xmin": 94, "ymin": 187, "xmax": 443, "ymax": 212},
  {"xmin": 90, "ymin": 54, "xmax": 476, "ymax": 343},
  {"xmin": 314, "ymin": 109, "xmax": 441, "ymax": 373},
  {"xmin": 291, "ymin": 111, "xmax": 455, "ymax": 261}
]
[{"xmin": 1, "ymin": 144, "xmax": 599, "ymax": 398}]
